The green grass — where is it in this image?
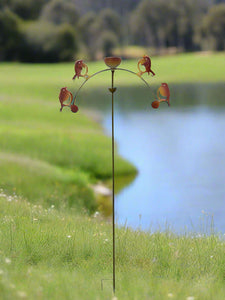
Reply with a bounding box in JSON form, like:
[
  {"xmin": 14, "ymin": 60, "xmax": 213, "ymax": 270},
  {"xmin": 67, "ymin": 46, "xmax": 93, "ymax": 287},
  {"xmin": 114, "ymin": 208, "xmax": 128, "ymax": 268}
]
[
  {"xmin": 1, "ymin": 53, "xmax": 225, "ymax": 299},
  {"xmin": 0, "ymin": 61, "xmax": 136, "ymax": 212},
  {"xmin": 0, "ymin": 53, "xmax": 224, "ymax": 102},
  {"xmin": 1, "ymin": 194, "xmax": 225, "ymax": 299}
]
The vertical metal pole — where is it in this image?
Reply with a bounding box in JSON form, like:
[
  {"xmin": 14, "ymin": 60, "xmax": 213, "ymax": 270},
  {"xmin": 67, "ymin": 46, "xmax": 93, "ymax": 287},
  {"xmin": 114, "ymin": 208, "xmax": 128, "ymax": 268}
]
[{"xmin": 111, "ymin": 70, "xmax": 116, "ymax": 294}]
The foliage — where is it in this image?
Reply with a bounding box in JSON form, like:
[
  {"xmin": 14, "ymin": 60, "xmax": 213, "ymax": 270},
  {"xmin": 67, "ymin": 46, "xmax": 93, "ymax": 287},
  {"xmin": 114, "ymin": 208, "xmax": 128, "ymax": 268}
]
[
  {"xmin": 129, "ymin": 0, "xmax": 209, "ymax": 51},
  {"xmin": 19, "ymin": 21, "xmax": 78, "ymax": 62},
  {"xmin": 97, "ymin": 30, "xmax": 118, "ymax": 57},
  {"xmin": 77, "ymin": 12, "xmax": 98, "ymax": 60},
  {"xmin": 97, "ymin": 8, "xmax": 121, "ymax": 40},
  {"xmin": 7, "ymin": 0, "xmax": 47, "ymax": 20},
  {"xmin": 78, "ymin": 8, "xmax": 121, "ymax": 59},
  {"xmin": 0, "ymin": 8, "xmax": 22, "ymax": 61},
  {"xmin": 55, "ymin": 24, "xmax": 79, "ymax": 61},
  {"xmin": 71, "ymin": 0, "xmax": 142, "ymax": 15},
  {"xmin": 40, "ymin": 0, "xmax": 79, "ymax": 26},
  {"xmin": 201, "ymin": 3, "xmax": 225, "ymax": 51},
  {"xmin": 0, "ymin": 0, "xmax": 224, "ymax": 62}
]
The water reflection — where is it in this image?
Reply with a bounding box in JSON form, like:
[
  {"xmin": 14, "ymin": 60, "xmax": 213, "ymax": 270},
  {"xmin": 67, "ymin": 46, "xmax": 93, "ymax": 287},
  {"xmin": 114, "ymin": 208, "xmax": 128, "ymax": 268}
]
[{"xmin": 80, "ymin": 83, "xmax": 225, "ymax": 233}]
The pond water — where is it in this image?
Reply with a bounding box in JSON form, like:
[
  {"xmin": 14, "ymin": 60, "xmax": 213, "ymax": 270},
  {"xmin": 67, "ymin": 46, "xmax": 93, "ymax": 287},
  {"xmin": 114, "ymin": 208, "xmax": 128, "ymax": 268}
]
[{"xmin": 80, "ymin": 82, "xmax": 225, "ymax": 233}]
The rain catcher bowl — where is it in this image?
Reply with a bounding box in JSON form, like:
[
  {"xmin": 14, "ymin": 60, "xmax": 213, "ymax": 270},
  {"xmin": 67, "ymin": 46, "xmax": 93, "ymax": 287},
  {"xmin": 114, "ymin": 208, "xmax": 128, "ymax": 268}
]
[{"xmin": 104, "ymin": 57, "xmax": 121, "ymax": 69}]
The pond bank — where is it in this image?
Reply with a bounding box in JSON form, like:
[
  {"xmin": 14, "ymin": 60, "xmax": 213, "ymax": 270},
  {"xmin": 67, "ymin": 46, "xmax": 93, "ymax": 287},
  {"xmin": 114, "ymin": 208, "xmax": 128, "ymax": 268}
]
[{"xmin": 81, "ymin": 82, "xmax": 225, "ymax": 233}]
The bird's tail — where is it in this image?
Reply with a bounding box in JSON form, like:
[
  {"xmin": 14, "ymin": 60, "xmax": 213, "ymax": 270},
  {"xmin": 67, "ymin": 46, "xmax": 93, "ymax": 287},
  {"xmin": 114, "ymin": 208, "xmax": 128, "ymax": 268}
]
[{"xmin": 150, "ymin": 70, "xmax": 155, "ymax": 76}]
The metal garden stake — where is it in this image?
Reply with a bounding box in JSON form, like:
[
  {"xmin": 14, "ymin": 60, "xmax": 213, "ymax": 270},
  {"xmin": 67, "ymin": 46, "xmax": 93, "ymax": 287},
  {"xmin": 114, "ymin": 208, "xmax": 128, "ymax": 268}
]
[{"xmin": 59, "ymin": 56, "xmax": 170, "ymax": 294}]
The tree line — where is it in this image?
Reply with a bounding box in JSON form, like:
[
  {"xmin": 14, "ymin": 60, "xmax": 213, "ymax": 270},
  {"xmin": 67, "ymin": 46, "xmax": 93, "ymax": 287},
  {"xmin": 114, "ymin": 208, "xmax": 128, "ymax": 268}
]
[{"xmin": 0, "ymin": 0, "xmax": 224, "ymax": 62}]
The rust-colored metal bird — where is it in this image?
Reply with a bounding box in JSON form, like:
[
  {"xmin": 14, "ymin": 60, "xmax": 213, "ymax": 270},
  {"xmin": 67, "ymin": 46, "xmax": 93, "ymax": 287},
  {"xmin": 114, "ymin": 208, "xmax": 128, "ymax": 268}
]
[
  {"xmin": 138, "ymin": 55, "xmax": 155, "ymax": 76},
  {"xmin": 152, "ymin": 83, "xmax": 170, "ymax": 109},
  {"xmin": 72, "ymin": 60, "xmax": 88, "ymax": 80},
  {"xmin": 59, "ymin": 87, "xmax": 73, "ymax": 111}
]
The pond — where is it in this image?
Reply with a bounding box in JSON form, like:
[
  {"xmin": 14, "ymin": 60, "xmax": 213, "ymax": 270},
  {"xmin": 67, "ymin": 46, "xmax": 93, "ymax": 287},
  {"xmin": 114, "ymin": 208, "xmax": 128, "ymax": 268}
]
[{"xmin": 80, "ymin": 82, "xmax": 225, "ymax": 233}]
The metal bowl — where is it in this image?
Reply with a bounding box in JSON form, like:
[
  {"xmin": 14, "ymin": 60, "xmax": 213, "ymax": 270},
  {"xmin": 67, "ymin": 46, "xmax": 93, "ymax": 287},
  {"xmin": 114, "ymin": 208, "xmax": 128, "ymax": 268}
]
[{"xmin": 104, "ymin": 57, "xmax": 121, "ymax": 68}]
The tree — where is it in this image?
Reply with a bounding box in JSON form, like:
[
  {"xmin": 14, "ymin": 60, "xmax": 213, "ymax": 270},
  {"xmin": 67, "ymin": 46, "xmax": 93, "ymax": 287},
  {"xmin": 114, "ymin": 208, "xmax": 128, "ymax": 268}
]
[
  {"xmin": 77, "ymin": 12, "xmax": 98, "ymax": 60},
  {"xmin": 19, "ymin": 21, "xmax": 78, "ymax": 62},
  {"xmin": 56, "ymin": 24, "xmax": 78, "ymax": 61},
  {"xmin": 201, "ymin": 3, "xmax": 225, "ymax": 50},
  {"xmin": 129, "ymin": 0, "xmax": 211, "ymax": 51},
  {"xmin": 97, "ymin": 8, "xmax": 121, "ymax": 39},
  {"xmin": 0, "ymin": 8, "xmax": 22, "ymax": 61},
  {"xmin": 97, "ymin": 30, "xmax": 118, "ymax": 57},
  {"xmin": 214, "ymin": 0, "xmax": 225, "ymax": 3},
  {"xmin": 69, "ymin": 0, "xmax": 142, "ymax": 16},
  {"xmin": 129, "ymin": 0, "xmax": 178, "ymax": 48},
  {"xmin": 0, "ymin": 0, "xmax": 11, "ymax": 9},
  {"xmin": 8, "ymin": 0, "xmax": 47, "ymax": 20},
  {"xmin": 40, "ymin": 0, "xmax": 79, "ymax": 26},
  {"xmin": 78, "ymin": 9, "xmax": 121, "ymax": 59}
]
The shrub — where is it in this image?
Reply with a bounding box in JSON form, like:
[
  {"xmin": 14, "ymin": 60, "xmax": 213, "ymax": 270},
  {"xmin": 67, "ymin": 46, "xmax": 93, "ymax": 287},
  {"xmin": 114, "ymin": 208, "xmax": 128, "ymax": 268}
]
[
  {"xmin": 55, "ymin": 24, "xmax": 78, "ymax": 61},
  {"xmin": 0, "ymin": 8, "xmax": 22, "ymax": 61},
  {"xmin": 19, "ymin": 21, "xmax": 78, "ymax": 62}
]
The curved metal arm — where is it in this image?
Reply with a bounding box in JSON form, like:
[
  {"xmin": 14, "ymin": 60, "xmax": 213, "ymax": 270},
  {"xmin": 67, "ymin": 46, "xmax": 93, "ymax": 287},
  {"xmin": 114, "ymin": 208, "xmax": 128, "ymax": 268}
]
[
  {"xmin": 72, "ymin": 69, "xmax": 110, "ymax": 104},
  {"xmin": 116, "ymin": 68, "xmax": 155, "ymax": 98},
  {"xmin": 72, "ymin": 67, "xmax": 155, "ymax": 105}
]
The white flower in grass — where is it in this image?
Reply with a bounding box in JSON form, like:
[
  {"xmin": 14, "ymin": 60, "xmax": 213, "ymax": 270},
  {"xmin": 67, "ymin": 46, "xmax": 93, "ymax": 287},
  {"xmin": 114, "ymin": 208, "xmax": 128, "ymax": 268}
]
[
  {"xmin": 104, "ymin": 239, "xmax": 109, "ymax": 243},
  {"xmin": 168, "ymin": 293, "xmax": 174, "ymax": 298},
  {"xmin": 94, "ymin": 211, "xmax": 100, "ymax": 218},
  {"xmin": 7, "ymin": 196, "xmax": 12, "ymax": 202},
  {"xmin": 67, "ymin": 235, "xmax": 72, "ymax": 238},
  {"xmin": 186, "ymin": 297, "xmax": 195, "ymax": 300},
  {"xmin": 5, "ymin": 257, "xmax": 11, "ymax": 264}
]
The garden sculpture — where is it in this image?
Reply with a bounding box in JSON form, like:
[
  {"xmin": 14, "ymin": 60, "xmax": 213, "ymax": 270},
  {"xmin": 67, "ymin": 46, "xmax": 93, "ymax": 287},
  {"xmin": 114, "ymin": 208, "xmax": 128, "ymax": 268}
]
[{"xmin": 59, "ymin": 55, "xmax": 170, "ymax": 294}]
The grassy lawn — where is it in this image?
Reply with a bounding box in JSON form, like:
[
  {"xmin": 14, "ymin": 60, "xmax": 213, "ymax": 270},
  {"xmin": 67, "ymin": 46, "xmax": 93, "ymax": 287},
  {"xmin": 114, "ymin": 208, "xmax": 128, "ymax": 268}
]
[
  {"xmin": 0, "ymin": 59, "xmax": 137, "ymax": 212},
  {"xmin": 1, "ymin": 194, "xmax": 225, "ymax": 300},
  {"xmin": 0, "ymin": 52, "xmax": 225, "ymax": 299},
  {"xmin": 1, "ymin": 52, "xmax": 224, "ymax": 100}
]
